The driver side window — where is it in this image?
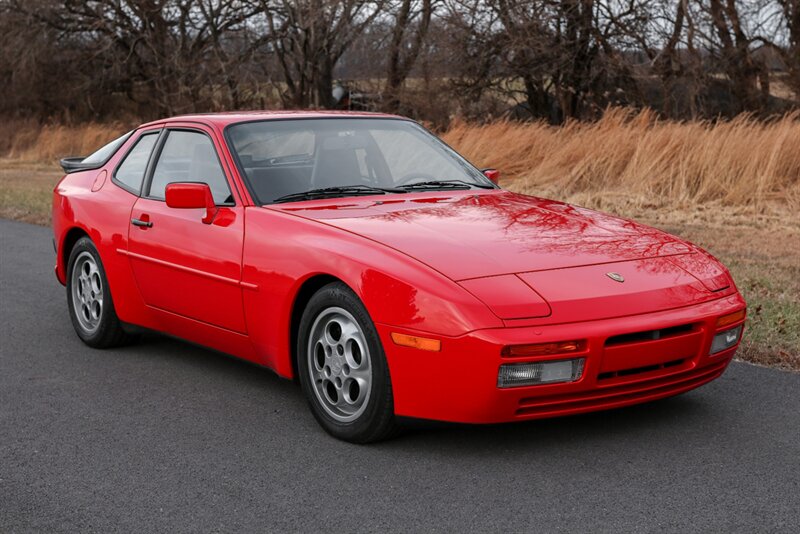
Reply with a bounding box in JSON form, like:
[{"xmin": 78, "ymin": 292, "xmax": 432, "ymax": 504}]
[{"xmin": 149, "ymin": 130, "xmax": 233, "ymax": 205}]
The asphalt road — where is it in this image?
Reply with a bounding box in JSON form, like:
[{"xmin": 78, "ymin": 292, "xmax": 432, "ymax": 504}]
[{"xmin": 1, "ymin": 218, "xmax": 799, "ymax": 533}]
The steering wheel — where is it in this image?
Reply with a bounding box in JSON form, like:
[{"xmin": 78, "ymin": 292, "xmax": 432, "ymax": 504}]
[{"xmin": 394, "ymin": 172, "xmax": 439, "ymax": 186}]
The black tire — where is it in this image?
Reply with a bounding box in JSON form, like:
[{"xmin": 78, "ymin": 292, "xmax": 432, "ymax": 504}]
[
  {"xmin": 66, "ymin": 236, "xmax": 133, "ymax": 348},
  {"xmin": 297, "ymin": 282, "xmax": 397, "ymax": 443}
]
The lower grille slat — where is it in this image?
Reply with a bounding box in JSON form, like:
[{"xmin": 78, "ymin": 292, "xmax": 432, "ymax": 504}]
[
  {"xmin": 598, "ymin": 358, "xmax": 686, "ymax": 381},
  {"xmin": 516, "ymin": 361, "xmax": 727, "ymax": 417},
  {"xmin": 605, "ymin": 322, "xmax": 697, "ymax": 347}
]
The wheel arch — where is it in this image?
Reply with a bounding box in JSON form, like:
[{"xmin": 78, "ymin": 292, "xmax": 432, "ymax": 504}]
[
  {"xmin": 289, "ymin": 274, "xmax": 348, "ymax": 382},
  {"xmin": 57, "ymin": 226, "xmax": 91, "ymax": 284}
]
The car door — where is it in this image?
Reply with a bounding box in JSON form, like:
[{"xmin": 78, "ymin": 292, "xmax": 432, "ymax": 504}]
[{"xmin": 127, "ymin": 125, "xmax": 247, "ymax": 334}]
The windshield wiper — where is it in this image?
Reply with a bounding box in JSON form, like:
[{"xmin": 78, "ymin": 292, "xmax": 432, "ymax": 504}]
[
  {"xmin": 272, "ymin": 184, "xmax": 406, "ymax": 204},
  {"xmin": 398, "ymin": 179, "xmax": 495, "ymax": 191}
]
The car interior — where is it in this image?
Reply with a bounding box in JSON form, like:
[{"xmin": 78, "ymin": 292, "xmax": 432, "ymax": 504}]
[
  {"xmin": 238, "ymin": 133, "xmax": 383, "ymax": 203},
  {"xmin": 228, "ymin": 120, "xmax": 487, "ymax": 204},
  {"xmin": 150, "ymin": 130, "xmax": 234, "ymax": 205}
]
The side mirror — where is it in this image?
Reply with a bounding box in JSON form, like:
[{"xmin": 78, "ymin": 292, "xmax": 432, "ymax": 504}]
[
  {"xmin": 165, "ymin": 182, "xmax": 217, "ymax": 224},
  {"xmin": 482, "ymin": 168, "xmax": 500, "ymax": 185}
]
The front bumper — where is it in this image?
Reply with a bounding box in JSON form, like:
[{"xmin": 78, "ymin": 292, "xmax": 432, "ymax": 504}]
[{"xmin": 378, "ymin": 293, "xmax": 745, "ymax": 424}]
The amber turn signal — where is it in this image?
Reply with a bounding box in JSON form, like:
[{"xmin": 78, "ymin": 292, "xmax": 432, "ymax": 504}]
[
  {"xmin": 716, "ymin": 309, "xmax": 746, "ymax": 328},
  {"xmin": 391, "ymin": 333, "xmax": 442, "ymax": 352},
  {"xmin": 502, "ymin": 340, "xmax": 585, "ymax": 358}
]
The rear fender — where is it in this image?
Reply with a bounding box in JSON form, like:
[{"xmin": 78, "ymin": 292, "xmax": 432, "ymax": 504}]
[{"xmin": 52, "ymin": 171, "xmax": 146, "ymax": 325}]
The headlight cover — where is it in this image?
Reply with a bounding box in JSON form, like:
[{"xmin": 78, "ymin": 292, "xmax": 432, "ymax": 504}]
[{"xmin": 459, "ymin": 274, "xmax": 551, "ymax": 320}]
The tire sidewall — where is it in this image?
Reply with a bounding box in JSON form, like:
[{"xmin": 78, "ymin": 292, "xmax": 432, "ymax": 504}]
[{"xmin": 297, "ymin": 282, "xmax": 394, "ymax": 442}]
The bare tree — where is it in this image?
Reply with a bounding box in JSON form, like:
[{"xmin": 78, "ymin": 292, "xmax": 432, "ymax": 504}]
[
  {"xmin": 776, "ymin": 0, "xmax": 800, "ymax": 95},
  {"xmin": 705, "ymin": 0, "xmax": 769, "ymax": 111},
  {"xmin": 754, "ymin": 0, "xmax": 800, "ymax": 97},
  {"xmin": 384, "ymin": 0, "xmax": 435, "ymax": 111},
  {"xmin": 440, "ymin": 1, "xmax": 501, "ymax": 109},
  {"xmin": 13, "ymin": 0, "xmax": 261, "ymax": 117},
  {"xmin": 256, "ymin": 0, "xmax": 385, "ymax": 108},
  {"xmin": 1, "ymin": 0, "xmax": 798, "ymax": 123},
  {"xmin": 445, "ymin": 0, "xmax": 652, "ymax": 122}
]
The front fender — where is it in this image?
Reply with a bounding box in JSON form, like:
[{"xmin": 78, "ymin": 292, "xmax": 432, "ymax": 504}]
[{"xmin": 241, "ymin": 207, "xmax": 502, "ymax": 377}]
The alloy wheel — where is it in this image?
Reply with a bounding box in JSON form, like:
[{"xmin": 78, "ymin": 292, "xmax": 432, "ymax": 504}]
[
  {"xmin": 307, "ymin": 306, "xmax": 373, "ymax": 422},
  {"xmin": 71, "ymin": 251, "xmax": 104, "ymax": 334}
]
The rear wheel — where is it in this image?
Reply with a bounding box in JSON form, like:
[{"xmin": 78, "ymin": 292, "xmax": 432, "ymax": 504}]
[
  {"xmin": 298, "ymin": 282, "xmax": 397, "ymax": 443},
  {"xmin": 66, "ymin": 237, "xmax": 132, "ymax": 348}
]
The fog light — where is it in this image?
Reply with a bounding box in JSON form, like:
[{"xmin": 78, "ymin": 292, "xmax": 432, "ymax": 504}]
[
  {"xmin": 710, "ymin": 325, "xmax": 743, "ymax": 354},
  {"xmin": 497, "ymin": 358, "xmax": 585, "ymax": 388}
]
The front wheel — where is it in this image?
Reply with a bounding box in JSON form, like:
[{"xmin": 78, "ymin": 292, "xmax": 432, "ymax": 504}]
[
  {"xmin": 66, "ymin": 236, "xmax": 132, "ymax": 348},
  {"xmin": 297, "ymin": 282, "xmax": 397, "ymax": 443}
]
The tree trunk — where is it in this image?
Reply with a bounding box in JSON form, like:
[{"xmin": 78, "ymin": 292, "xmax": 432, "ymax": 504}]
[{"xmin": 315, "ymin": 55, "xmax": 335, "ymax": 108}]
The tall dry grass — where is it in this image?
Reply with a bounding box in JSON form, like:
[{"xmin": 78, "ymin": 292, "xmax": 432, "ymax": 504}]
[
  {"xmin": 2, "ymin": 109, "xmax": 798, "ymax": 211},
  {"xmin": 0, "ymin": 120, "xmax": 130, "ymax": 162},
  {"xmin": 442, "ymin": 108, "xmax": 800, "ymax": 210}
]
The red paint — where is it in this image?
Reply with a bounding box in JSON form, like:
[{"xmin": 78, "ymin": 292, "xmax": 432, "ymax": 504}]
[
  {"xmin": 165, "ymin": 182, "xmax": 218, "ymax": 225},
  {"xmin": 52, "ymin": 111, "xmax": 745, "ymax": 424},
  {"xmin": 91, "ymin": 169, "xmax": 107, "ymax": 192},
  {"xmin": 483, "ymin": 169, "xmax": 500, "ymax": 184}
]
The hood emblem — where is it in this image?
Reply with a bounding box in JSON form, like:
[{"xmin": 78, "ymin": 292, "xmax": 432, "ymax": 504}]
[{"xmin": 606, "ymin": 272, "xmax": 625, "ymax": 283}]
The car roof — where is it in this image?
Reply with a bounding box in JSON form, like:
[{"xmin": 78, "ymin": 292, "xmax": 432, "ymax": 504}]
[{"xmin": 139, "ymin": 110, "xmax": 407, "ymax": 129}]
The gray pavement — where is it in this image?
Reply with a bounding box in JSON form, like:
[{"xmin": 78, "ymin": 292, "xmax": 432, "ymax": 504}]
[{"xmin": 1, "ymin": 218, "xmax": 798, "ymax": 532}]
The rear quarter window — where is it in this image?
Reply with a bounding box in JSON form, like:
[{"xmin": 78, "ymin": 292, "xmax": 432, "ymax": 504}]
[{"xmin": 113, "ymin": 133, "xmax": 159, "ymax": 194}]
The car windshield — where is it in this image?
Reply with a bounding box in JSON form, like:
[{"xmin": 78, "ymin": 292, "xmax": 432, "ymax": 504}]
[{"xmin": 226, "ymin": 118, "xmax": 494, "ymax": 204}]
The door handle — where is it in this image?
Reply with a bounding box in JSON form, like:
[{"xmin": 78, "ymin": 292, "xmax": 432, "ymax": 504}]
[{"xmin": 131, "ymin": 217, "xmax": 153, "ymax": 228}]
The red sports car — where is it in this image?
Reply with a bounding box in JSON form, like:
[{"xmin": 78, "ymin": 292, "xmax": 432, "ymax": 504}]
[{"xmin": 52, "ymin": 111, "xmax": 746, "ymax": 442}]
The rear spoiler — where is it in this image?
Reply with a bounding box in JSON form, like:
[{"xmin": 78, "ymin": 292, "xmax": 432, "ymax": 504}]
[{"xmin": 60, "ymin": 157, "xmax": 102, "ymax": 174}]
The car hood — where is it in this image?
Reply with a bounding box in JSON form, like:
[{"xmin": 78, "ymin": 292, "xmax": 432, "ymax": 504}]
[{"xmin": 272, "ymin": 190, "xmax": 696, "ymax": 281}]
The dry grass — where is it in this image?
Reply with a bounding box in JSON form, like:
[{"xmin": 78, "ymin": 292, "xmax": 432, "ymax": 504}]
[
  {"xmin": 0, "ymin": 120, "xmax": 131, "ymax": 163},
  {"xmin": 644, "ymin": 220, "xmax": 800, "ymax": 371},
  {"xmin": 442, "ymin": 108, "xmax": 800, "ymax": 212},
  {"xmin": 0, "ymin": 112, "xmax": 798, "ymax": 369},
  {"xmin": 0, "ymin": 159, "xmax": 59, "ymax": 225},
  {"xmin": 8, "ymin": 110, "xmax": 800, "ymax": 211}
]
